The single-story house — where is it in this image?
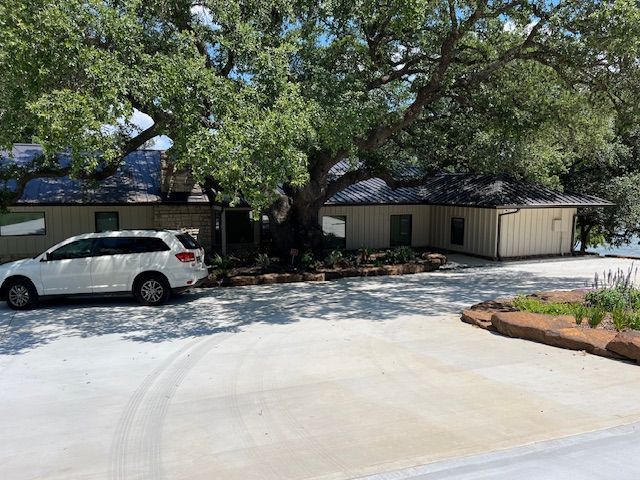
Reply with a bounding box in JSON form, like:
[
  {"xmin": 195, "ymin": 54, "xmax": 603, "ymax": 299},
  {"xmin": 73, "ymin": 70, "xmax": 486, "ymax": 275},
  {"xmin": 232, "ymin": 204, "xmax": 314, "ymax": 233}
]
[{"xmin": 0, "ymin": 144, "xmax": 612, "ymax": 263}]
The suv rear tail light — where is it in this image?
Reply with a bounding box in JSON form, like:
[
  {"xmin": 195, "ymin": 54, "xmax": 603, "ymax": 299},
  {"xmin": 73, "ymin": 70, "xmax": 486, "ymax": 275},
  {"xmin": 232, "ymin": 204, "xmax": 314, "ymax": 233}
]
[{"xmin": 175, "ymin": 252, "xmax": 196, "ymax": 263}]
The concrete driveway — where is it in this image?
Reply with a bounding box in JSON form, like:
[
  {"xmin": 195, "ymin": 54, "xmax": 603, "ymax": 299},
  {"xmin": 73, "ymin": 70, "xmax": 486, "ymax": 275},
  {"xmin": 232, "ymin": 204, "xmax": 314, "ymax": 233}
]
[{"xmin": 1, "ymin": 256, "xmax": 640, "ymax": 480}]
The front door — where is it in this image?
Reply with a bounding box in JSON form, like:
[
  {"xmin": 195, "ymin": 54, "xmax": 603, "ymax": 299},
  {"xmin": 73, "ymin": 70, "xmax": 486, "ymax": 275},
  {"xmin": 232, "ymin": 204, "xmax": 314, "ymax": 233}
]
[{"xmin": 40, "ymin": 239, "xmax": 95, "ymax": 295}]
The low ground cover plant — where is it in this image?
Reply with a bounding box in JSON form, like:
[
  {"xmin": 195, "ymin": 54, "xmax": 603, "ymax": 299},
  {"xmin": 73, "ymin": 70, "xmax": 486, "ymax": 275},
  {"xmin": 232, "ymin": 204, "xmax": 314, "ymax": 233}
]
[
  {"xmin": 511, "ymin": 296, "xmax": 577, "ymax": 316},
  {"xmin": 512, "ymin": 266, "xmax": 640, "ymax": 331}
]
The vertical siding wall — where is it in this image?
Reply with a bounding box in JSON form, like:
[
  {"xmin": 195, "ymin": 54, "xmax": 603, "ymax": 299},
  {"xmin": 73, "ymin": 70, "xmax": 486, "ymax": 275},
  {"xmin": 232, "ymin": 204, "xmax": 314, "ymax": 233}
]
[
  {"xmin": 0, "ymin": 205, "xmax": 154, "ymax": 262},
  {"xmin": 428, "ymin": 206, "xmax": 498, "ymax": 258},
  {"xmin": 319, "ymin": 205, "xmax": 431, "ymax": 249},
  {"xmin": 498, "ymin": 207, "xmax": 576, "ymax": 258}
]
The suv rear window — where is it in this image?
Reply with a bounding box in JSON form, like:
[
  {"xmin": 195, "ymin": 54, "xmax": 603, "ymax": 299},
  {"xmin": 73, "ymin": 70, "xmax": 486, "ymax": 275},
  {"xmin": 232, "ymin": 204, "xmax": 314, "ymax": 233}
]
[{"xmin": 175, "ymin": 233, "xmax": 201, "ymax": 249}]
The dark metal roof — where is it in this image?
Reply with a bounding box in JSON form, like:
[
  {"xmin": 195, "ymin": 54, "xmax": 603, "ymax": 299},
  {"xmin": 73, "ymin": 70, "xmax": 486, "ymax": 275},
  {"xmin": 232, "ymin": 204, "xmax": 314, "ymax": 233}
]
[
  {"xmin": 326, "ymin": 172, "xmax": 614, "ymax": 208},
  {"xmin": 2, "ymin": 146, "xmax": 613, "ymax": 208},
  {"xmin": 1, "ymin": 144, "xmax": 207, "ymax": 205}
]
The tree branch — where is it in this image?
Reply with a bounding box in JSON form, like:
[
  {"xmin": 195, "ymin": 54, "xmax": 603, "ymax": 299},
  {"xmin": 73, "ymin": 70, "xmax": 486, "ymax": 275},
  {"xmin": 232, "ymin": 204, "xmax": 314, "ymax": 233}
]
[{"xmin": 1, "ymin": 123, "xmax": 160, "ymax": 205}]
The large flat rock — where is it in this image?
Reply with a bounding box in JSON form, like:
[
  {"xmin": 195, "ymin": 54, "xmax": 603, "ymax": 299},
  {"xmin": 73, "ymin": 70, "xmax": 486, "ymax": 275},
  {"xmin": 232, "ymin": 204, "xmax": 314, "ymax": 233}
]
[
  {"xmin": 545, "ymin": 328, "xmax": 619, "ymax": 358},
  {"xmin": 607, "ymin": 331, "xmax": 640, "ymax": 363},
  {"xmin": 491, "ymin": 312, "xmax": 575, "ymax": 344},
  {"xmin": 461, "ymin": 309, "xmax": 495, "ymax": 331},
  {"xmin": 530, "ymin": 289, "xmax": 587, "ymax": 304}
]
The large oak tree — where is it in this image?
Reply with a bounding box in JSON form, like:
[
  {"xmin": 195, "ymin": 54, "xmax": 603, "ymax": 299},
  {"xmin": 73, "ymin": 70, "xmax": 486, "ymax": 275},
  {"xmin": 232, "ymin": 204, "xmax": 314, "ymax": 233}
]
[{"xmin": 1, "ymin": 0, "xmax": 638, "ymax": 254}]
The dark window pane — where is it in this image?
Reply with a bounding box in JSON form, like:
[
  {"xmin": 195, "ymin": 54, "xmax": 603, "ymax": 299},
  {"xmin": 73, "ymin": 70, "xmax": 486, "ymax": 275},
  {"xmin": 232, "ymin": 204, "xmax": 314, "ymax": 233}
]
[
  {"xmin": 390, "ymin": 215, "xmax": 412, "ymax": 247},
  {"xmin": 213, "ymin": 211, "xmax": 222, "ymax": 246},
  {"xmin": 451, "ymin": 217, "xmax": 465, "ymax": 246},
  {"xmin": 95, "ymin": 212, "xmax": 119, "ymax": 232},
  {"xmin": 322, "ymin": 215, "xmax": 346, "ymax": 249},
  {"xmin": 260, "ymin": 214, "xmax": 271, "ymax": 244},
  {"xmin": 176, "ymin": 233, "xmax": 201, "ymax": 249},
  {"xmin": 94, "ymin": 237, "xmax": 138, "ymax": 255},
  {"xmin": 137, "ymin": 237, "xmax": 170, "ymax": 252},
  {"xmin": 0, "ymin": 212, "xmax": 46, "ymax": 236},
  {"xmin": 48, "ymin": 239, "xmax": 94, "ymax": 261},
  {"xmin": 226, "ymin": 211, "xmax": 254, "ymax": 244}
]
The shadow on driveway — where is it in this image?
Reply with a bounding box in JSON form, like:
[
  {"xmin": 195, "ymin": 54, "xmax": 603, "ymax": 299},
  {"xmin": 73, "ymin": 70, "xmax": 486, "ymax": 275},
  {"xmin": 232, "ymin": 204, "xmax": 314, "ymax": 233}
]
[{"xmin": 0, "ymin": 260, "xmax": 614, "ymax": 356}]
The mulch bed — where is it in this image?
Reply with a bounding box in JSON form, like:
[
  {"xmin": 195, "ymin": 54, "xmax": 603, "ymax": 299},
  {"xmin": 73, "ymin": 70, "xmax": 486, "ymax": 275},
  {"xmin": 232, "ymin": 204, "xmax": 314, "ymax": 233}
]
[{"xmin": 202, "ymin": 253, "xmax": 447, "ymax": 287}]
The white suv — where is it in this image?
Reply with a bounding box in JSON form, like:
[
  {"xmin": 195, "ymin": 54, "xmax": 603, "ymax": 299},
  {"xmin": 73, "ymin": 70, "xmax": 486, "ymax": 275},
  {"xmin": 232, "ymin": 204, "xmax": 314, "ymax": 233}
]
[{"xmin": 0, "ymin": 230, "xmax": 209, "ymax": 309}]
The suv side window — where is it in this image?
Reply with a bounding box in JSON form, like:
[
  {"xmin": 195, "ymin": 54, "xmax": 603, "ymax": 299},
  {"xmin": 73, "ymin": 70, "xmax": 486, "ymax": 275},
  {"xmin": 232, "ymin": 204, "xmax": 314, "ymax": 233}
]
[
  {"xmin": 136, "ymin": 237, "xmax": 170, "ymax": 253},
  {"xmin": 48, "ymin": 239, "xmax": 95, "ymax": 261},
  {"xmin": 94, "ymin": 237, "xmax": 138, "ymax": 256}
]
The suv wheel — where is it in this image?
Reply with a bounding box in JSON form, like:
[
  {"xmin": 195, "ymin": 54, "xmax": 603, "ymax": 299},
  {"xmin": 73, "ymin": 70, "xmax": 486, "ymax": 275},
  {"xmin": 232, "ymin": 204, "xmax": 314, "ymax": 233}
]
[
  {"xmin": 134, "ymin": 275, "xmax": 170, "ymax": 306},
  {"xmin": 6, "ymin": 279, "xmax": 38, "ymax": 310}
]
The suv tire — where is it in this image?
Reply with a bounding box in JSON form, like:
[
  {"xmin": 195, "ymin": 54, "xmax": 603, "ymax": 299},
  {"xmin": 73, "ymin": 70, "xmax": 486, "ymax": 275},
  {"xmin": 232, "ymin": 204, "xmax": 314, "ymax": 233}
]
[
  {"xmin": 5, "ymin": 279, "xmax": 38, "ymax": 310},
  {"xmin": 134, "ymin": 274, "xmax": 170, "ymax": 306}
]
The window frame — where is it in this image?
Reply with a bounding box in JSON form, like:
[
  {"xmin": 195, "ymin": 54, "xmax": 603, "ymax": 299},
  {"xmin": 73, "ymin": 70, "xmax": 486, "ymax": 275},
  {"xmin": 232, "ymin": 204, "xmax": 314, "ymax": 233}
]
[
  {"xmin": 322, "ymin": 215, "xmax": 347, "ymax": 250},
  {"xmin": 0, "ymin": 211, "xmax": 47, "ymax": 237},
  {"xmin": 94, "ymin": 211, "xmax": 120, "ymax": 233},
  {"xmin": 390, "ymin": 214, "xmax": 412, "ymax": 247},
  {"xmin": 46, "ymin": 239, "xmax": 96, "ymax": 261},
  {"xmin": 450, "ymin": 217, "xmax": 465, "ymax": 246}
]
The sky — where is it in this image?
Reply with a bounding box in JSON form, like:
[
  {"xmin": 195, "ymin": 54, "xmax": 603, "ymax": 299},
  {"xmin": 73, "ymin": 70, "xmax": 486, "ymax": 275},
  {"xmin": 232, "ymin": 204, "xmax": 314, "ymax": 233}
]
[{"xmin": 130, "ymin": 110, "xmax": 173, "ymax": 151}]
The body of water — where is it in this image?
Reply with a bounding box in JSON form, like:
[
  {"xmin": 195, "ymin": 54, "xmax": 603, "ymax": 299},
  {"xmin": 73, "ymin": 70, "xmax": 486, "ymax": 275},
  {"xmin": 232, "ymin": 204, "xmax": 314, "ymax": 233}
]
[{"xmin": 587, "ymin": 236, "xmax": 640, "ymax": 258}]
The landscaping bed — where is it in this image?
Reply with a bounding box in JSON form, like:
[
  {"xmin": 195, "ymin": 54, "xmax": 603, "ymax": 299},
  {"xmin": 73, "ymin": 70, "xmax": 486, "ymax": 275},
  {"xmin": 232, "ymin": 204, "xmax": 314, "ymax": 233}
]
[
  {"xmin": 201, "ymin": 248, "xmax": 447, "ymax": 287},
  {"xmin": 461, "ymin": 268, "xmax": 640, "ymax": 363}
]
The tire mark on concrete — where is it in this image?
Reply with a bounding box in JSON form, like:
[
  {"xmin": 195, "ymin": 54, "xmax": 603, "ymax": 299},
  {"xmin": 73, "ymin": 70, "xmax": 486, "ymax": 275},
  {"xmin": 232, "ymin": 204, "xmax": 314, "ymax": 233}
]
[
  {"xmin": 261, "ymin": 330, "xmax": 352, "ymax": 476},
  {"xmin": 108, "ymin": 333, "xmax": 230, "ymax": 480},
  {"xmin": 225, "ymin": 334, "xmax": 283, "ymax": 479}
]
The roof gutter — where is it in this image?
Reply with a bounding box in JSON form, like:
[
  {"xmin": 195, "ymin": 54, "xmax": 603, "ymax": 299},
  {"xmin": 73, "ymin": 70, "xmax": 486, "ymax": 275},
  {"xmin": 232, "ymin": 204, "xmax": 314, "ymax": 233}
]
[{"xmin": 496, "ymin": 208, "xmax": 520, "ymax": 261}]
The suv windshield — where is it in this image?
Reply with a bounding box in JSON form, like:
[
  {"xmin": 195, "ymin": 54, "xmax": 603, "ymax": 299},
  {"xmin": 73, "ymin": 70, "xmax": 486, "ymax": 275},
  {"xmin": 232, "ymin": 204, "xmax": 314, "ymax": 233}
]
[{"xmin": 175, "ymin": 233, "xmax": 201, "ymax": 250}]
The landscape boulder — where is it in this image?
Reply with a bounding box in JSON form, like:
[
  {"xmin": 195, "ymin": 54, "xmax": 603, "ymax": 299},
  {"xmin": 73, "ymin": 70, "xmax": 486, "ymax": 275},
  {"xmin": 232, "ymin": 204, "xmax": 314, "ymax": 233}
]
[
  {"xmin": 461, "ymin": 309, "xmax": 495, "ymax": 331},
  {"xmin": 491, "ymin": 312, "xmax": 575, "ymax": 343},
  {"xmin": 545, "ymin": 328, "xmax": 620, "ymax": 358},
  {"xmin": 530, "ymin": 289, "xmax": 587, "ymax": 304},
  {"xmin": 606, "ymin": 331, "xmax": 640, "ymax": 363}
]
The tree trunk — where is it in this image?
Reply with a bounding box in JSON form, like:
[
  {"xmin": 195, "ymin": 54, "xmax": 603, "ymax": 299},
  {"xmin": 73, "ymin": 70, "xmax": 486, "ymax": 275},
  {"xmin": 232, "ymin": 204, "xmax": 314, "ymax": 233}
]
[
  {"xmin": 267, "ymin": 192, "xmax": 325, "ymax": 259},
  {"xmin": 579, "ymin": 225, "xmax": 592, "ymax": 254},
  {"xmin": 267, "ymin": 151, "xmax": 337, "ymax": 259}
]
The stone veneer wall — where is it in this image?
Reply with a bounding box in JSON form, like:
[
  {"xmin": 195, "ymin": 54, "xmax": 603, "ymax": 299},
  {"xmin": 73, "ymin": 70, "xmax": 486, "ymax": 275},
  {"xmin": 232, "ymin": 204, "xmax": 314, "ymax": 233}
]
[{"xmin": 153, "ymin": 205, "xmax": 212, "ymax": 252}]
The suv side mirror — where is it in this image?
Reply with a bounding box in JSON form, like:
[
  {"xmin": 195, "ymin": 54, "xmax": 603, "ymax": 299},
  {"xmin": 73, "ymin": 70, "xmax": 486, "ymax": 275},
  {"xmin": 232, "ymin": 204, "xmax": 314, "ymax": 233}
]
[{"xmin": 41, "ymin": 253, "xmax": 49, "ymax": 262}]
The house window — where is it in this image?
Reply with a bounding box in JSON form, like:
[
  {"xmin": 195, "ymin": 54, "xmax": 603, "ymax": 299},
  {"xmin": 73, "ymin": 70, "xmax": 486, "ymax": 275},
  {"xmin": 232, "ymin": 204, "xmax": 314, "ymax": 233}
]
[
  {"xmin": 390, "ymin": 215, "xmax": 412, "ymax": 247},
  {"xmin": 322, "ymin": 215, "xmax": 346, "ymax": 249},
  {"xmin": 260, "ymin": 214, "xmax": 272, "ymax": 244},
  {"xmin": 95, "ymin": 212, "xmax": 119, "ymax": 232},
  {"xmin": 226, "ymin": 210, "xmax": 254, "ymax": 244},
  {"xmin": 0, "ymin": 211, "xmax": 46, "ymax": 236},
  {"xmin": 451, "ymin": 217, "xmax": 465, "ymax": 246},
  {"xmin": 213, "ymin": 210, "xmax": 222, "ymax": 246}
]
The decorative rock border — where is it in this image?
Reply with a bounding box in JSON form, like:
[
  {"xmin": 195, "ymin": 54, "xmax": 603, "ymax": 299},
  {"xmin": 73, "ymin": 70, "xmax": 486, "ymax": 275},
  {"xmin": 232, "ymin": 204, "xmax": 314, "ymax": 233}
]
[
  {"xmin": 204, "ymin": 253, "xmax": 447, "ymax": 287},
  {"xmin": 461, "ymin": 290, "xmax": 640, "ymax": 364}
]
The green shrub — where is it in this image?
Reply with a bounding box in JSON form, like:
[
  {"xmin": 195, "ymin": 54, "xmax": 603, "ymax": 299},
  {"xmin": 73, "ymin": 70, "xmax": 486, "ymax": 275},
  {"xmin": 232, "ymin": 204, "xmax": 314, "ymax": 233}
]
[
  {"xmin": 612, "ymin": 308, "xmax": 632, "ymax": 331},
  {"xmin": 324, "ymin": 250, "xmax": 344, "ymax": 268},
  {"xmin": 571, "ymin": 304, "xmax": 588, "ymax": 326},
  {"xmin": 585, "ymin": 287, "xmax": 629, "ymax": 311},
  {"xmin": 210, "ymin": 253, "xmax": 237, "ymax": 275},
  {"xmin": 511, "ymin": 296, "xmax": 577, "ymax": 316},
  {"xmin": 255, "ymin": 253, "xmax": 271, "ymax": 269},
  {"xmin": 587, "ymin": 308, "xmax": 606, "ymax": 328},
  {"xmin": 357, "ymin": 247, "xmax": 371, "ymax": 265},
  {"xmin": 384, "ymin": 246, "xmax": 415, "ymax": 264},
  {"xmin": 298, "ymin": 251, "xmax": 316, "ymax": 270}
]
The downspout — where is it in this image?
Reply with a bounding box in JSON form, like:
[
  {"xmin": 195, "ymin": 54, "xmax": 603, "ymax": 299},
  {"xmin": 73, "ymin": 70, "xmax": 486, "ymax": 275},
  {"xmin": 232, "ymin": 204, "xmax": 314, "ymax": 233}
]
[
  {"xmin": 570, "ymin": 212, "xmax": 578, "ymax": 255},
  {"xmin": 496, "ymin": 208, "xmax": 520, "ymax": 261}
]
